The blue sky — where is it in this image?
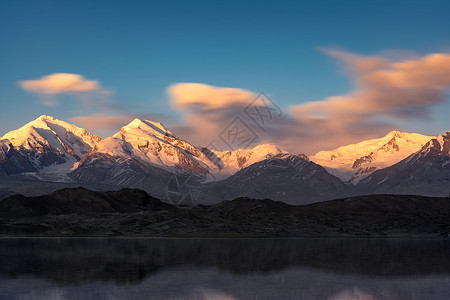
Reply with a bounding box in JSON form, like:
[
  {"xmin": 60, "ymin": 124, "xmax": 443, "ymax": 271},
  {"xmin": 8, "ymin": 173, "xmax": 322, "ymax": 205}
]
[{"xmin": 1, "ymin": 0, "xmax": 449, "ymax": 153}]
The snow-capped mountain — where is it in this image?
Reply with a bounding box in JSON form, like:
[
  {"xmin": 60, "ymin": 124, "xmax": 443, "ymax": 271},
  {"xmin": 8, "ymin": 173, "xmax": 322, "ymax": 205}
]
[
  {"xmin": 1, "ymin": 115, "xmax": 101, "ymax": 173},
  {"xmin": 73, "ymin": 118, "xmax": 286, "ymax": 179},
  {"xmin": 357, "ymin": 132, "xmax": 450, "ymax": 197},
  {"xmin": 204, "ymin": 153, "xmax": 349, "ymax": 205},
  {"xmin": 310, "ymin": 131, "xmax": 434, "ymax": 184},
  {"xmin": 70, "ymin": 118, "xmax": 216, "ymax": 198},
  {"xmin": 0, "ymin": 116, "xmax": 286, "ymax": 183},
  {"xmin": 70, "ymin": 118, "xmax": 287, "ymax": 199},
  {"xmin": 86, "ymin": 118, "xmax": 218, "ymax": 174}
]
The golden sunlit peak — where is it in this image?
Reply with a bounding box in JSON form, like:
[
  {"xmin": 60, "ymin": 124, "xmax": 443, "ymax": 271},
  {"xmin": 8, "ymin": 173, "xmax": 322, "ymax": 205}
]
[
  {"xmin": 128, "ymin": 118, "xmax": 145, "ymax": 127},
  {"xmin": 36, "ymin": 115, "xmax": 55, "ymax": 121},
  {"xmin": 119, "ymin": 118, "xmax": 171, "ymax": 136},
  {"xmin": 386, "ymin": 130, "xmax": 404, "ymax": 137}
]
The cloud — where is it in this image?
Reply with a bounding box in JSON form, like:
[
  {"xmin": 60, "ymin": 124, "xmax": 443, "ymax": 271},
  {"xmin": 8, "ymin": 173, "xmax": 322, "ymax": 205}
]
[
  {"xmin": 168, "ymin": 83, "xmax": 266, "ymax": 149},
  {"xmin": 365, "ymin": 53, "xmax": 450, "ymax": 88},
  {"xmin": 164, "ymin": 51, "xmax": 450, "ymax": 154},
  {"xmin": 19, "ymin": 73, "xmax": 109, "ymax": 107},
  {"xmin": 165, "ymin": 81, "xmax": 397, "ymax": 154},
  {"xmin": 20, "ymin": 73, "xmax": 103, "ymax": 95},
  {"xmin": 169, "ymin": 82, "xmax": 257, "ymax": 110},
  {"xmin": 289, "ymin": 50, "xmax": 450, "ymax": 152}
]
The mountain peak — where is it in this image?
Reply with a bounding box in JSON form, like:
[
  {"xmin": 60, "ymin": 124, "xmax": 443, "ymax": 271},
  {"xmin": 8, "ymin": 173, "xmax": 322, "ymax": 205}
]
[
  {"xmin": 6, "ymin": 115, "xmax": 101, "ymax": 141},
  {"xmin": 252, "ymin": 143, "xmax": 282, "ymax": 151},
  {"xmin": 385, "ymin": 130, "xmax": 409, "ymax": 139},
  {"xmin": 13, "ymin": 115, "xmax": 78, "ymax": 133},
  {"xmin": 387, "ymin": 130, "xmax": 401, "ymax": 135},
  {"xmin": 36, "ymin": 115, "xmax": 55, "ymax": 121},
  {"xmin": 19, "ymin": 115, "xmax": 57, "ymax": 130},
  {"xmin": 384, "ymin": 130, "xmax": 433, "ymax": 141},
  {"xmin": 120, "ymin": 118, "xmax": 173, "ymax": 137},
  {"xmin": 1, "ymin": 116, "xmax": 101, "ymax": 172},
  {"xmin": 126, "ymin": 118, "xmax": 146, "ymax": 127},
  {"xmin": 430, "ymin": 131, "xmax": 450, "ymax": 155},
  {"xmin": 439, "ymin": 131, "xmax": 450, "ymax": 138},
  {"xmin": 26, "ymin": 115, "xmax": 61, "ymax": 128}
]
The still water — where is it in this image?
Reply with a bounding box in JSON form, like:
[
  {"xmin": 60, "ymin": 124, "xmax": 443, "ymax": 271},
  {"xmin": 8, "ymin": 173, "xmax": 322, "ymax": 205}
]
[{"xmin": 0, "ymin": 238, "xmax": 449, "ymax": 300}]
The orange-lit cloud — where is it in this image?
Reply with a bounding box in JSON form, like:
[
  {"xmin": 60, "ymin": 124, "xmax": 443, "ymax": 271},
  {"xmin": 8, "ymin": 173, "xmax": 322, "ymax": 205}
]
[
  {"xmin": 165, "ymin": 51, "xmax": 450, "ymax": 154},
  {"xmin": 169, "ymin": 83, "xmax": 255, "ymax": 110},
  {"xmin": 165, "ymin": 81, "xmax": 398, "ymax": 153},
  {"xmin": 19, "ymin": 73, "xmax": 110, "ymax": 107},
  {"xmin": 283, "ymin": 51, "xmax": 450, "ymax": 153},
  {"xmin": 20, "ymin": 73, "xmax": 102, "ymax": 95},
  {"xmin": 291, "ymin": 51, "xmax": 450, "ymax": 133},
  {"xmin": 167, "ymin": 83, "xmax": 262, "ymax": 148},
  {"xmin": 366, "ymin": 53, "xmax": 450, "ymax": 88}
]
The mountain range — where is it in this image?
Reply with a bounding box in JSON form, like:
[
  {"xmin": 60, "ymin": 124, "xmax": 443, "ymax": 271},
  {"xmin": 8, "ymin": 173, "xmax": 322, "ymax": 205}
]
[
  {"xmin": 0, "ymin": 115, "xmax": 448, "ymax": 204},
  {"xmin": 310, "ymin": 131, "xmax": 434, "ymax": 183}
]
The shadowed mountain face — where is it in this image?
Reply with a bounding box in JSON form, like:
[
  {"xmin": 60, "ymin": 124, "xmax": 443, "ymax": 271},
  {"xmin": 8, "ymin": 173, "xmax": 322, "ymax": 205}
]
[
  {"xmin": 205, "ymin": 154, "xmax": 349, "ymax": 204},
  {"xmin": 1, "ymin": 187, "xmax": 449, "ymax": 237},
  {"xmin": 0, "ymin": 139, "xmax": 36, "ymax": 176},
  {"xmin": 0, "ymin": 238, "xmax": 449, "ymax": 285},
  {"xmin": 69, "ymin": 153, "xmax": 178, "ymax": 200},
  {"xmin": 71, "ymin": 153, "xmax": 350, "ymax": 205}
]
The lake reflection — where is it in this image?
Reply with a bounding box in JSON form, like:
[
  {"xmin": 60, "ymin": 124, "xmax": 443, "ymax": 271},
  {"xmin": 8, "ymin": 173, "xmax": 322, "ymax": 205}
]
[{"xmin": 0, "ymin": 238, "xmax": 449, "ymax": 299}]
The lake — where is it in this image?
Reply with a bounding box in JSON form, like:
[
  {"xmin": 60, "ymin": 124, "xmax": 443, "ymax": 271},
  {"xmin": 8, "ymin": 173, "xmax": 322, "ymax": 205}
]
[{"xmin": 0, "ymin": 238, "xmax": 449, "ymax": 299}]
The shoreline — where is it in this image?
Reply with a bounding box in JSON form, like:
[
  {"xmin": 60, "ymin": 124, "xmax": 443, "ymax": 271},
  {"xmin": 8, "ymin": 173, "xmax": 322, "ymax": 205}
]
[{"xmin": 0, "ymin": 233, "xmax": 448, "ymax": 239}]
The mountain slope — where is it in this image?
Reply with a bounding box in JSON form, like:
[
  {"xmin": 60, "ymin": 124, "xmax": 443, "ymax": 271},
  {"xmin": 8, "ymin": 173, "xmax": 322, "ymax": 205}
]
[
  {"xmin": 1, "ymin": 115, "xmax": 101, "ymax": 173},
  {"xmin": 70, "ymin": 152, "xmax": 179, "ymax": 200},
  {"xmin": 310, "ymin": 131, "xmax": 433, "ymax": 183},
  {"xmin": 0, "ymin": 139, "xmax": 36, "ymax": 176},
  {"xmin": 357, "ymin": 132, "xmax": 450, "ymax": 196},
  {"xmin": 205, "ymin": 153, "xmax": 349, "ymax": 204}
]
